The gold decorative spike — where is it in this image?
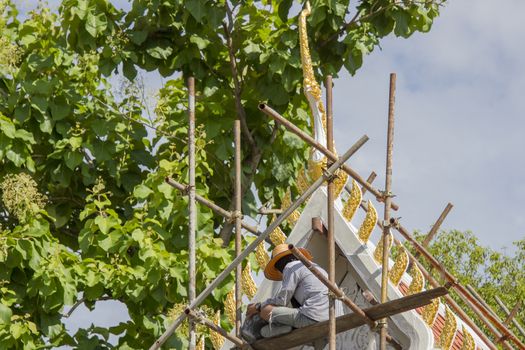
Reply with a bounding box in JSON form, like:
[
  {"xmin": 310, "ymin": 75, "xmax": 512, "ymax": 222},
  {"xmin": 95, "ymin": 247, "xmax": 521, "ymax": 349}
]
[
  {"xmin": 281, "ymin": 189, "xmax": 292, "ymax": 209},
  {"xmin": 196, "ymin": 336, "xmax": 205, "ymax": 350},
  {"xmin": 422, "ymin": 297, "xmax": 440, "ymax": 325},
  {"xmin": 333, "ymin": 169, "xmax": 348, "ymax": 198},
  {"xmin": 343, "ymin": 179, "xmax": 362, "ymax": 222},
  {"xmin": 388, "ymin": 246, "xmax": 408, "ymax": 286},
  {"xmin": 269, "ymin": 225, "xmax": 287, "ymax": 246},
  {"xmin": 287, "ymin": 209, "xmax": 301, "ymax": 227},
  {"xmin": 407, "ymin": 264, "xmax": 425, "ymax": 295},
  {"xmin": 281, "ymin": 189, "xmax": 301, "ymax": 227},
  {"xmin": 224, "ymin": 290, "xmax": 236, "ymax": 326},
  {"xmin": 296, "ymin": 166, "xmax": 310, "ymax": 193},
  {"xmin": 241, "ymin": 262, "xmax": 258, "ymax": 300},
  {"xmin": 210, "ymin": 310, "xmax": 225, "ymax": 350},
  {"xmin": 441, "ymin": 306, "xmax": 457, "ymax": 350},
  {"xmin": 373, "ymin": 233, "xmax": 392, "ymax": 263},
  {"xmin": 461, "ymin": 325, "xmax": 475, "ymax": 350},
  {"xmin": 255, "ymin": 242, "xmax": 270, "ymax": 269},
  {"xmin": 308, "ymin": 157, "xmax": 327, "ymax": 183},
  {"xmin": 358, "ymin": 200, "xmax": 377, "ymax": 242}
]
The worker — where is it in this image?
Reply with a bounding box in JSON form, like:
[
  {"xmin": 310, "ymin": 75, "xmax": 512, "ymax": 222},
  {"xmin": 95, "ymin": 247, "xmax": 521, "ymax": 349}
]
[{"xmin": 241, "ymin": 243, "xmax": 334, "ymax": 342}]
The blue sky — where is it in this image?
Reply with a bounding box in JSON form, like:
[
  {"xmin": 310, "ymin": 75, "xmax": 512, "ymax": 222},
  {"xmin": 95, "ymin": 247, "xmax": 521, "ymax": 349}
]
[{"xmin": 332, "ymin": 0, "xmax": 525, "ymax": 252}]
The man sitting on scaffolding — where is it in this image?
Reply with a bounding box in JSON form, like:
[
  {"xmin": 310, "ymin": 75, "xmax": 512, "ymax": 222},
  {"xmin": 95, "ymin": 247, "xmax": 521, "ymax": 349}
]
[{"xmin": 241, "ymin": 243, "xmax": 337, "ymax": 342}]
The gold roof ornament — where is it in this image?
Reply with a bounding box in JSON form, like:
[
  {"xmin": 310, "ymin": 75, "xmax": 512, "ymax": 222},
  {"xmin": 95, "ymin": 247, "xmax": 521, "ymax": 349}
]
[
  {"xmin": 241, "ymin": 261, "xmax": 258, "ymax": 300},
  {"xmin": 296, "ymin": 166, "xmax": 310, "ymax": 194},
  {"xmin": 281, "ymin": 189, "xmax": 301, "ymax": 227},
  {"xmin": 255, "ymin": 242, "xmax": 270, "ymax": 269},
  {"xmin": 461, "ymin": 325, "xmax": 475, "ymax": 350},
  {"xmin": 357, "ymin": 200, "xmax": 377, "ymax": 242},
  {"xmin": 269, "ymin": 225, "xmax": 287, "ymax": 246},
  {"xmin": 210, "ymin": 310, "xmax": 225, "ymax": 350},
  {"xmin": 373, "ymin": 233, "xmax": 392, "ymax": 263},
  {"xmin": 333, "ymin": 169, "xmax": 349, "ymax": 198},
  {"xmin": 407, "ymin": 263, "xmax": 425, "ymax": 295},
  {"xmin": 224, "ymin": 290, "xmax": 236, "ymax": 326},
  {"xmin": 422, "ymin": 297, "xmax": 440, "ymax": 326},
  {"xmin": 342, "ymin": 179, "xmax": 362, "ymax": 222},
  {"xmin": 388, "ymin": 246, "xmax": 408, "ymax": 286},
  {"xmin": 441, "ymin": 306, "xmax": 458, "ymax": 350},
  {"xmin": 196, "ymin": 336, "xmax": 205, "ymax": 350}
]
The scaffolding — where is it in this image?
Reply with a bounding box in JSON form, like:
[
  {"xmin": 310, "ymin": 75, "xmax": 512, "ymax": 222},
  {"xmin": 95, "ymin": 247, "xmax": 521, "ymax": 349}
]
[{"xmin": 139, "ymin": 67, "xmax": 525, "ymax": 350}]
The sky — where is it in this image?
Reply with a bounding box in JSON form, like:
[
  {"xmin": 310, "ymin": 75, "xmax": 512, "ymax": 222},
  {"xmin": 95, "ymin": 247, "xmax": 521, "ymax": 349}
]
[
  {"xmin": 331, "ymin": 0, "xmax": 525, "ymax": 253},
  {"xmin": 14, "ymin": 0, "xmax": 525, "ymax": 345}
]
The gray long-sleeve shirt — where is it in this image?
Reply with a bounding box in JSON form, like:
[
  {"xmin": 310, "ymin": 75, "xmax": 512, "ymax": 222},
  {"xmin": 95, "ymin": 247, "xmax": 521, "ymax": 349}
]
[{"xmin": 261, "ymin": 260, "xmax": 330, "ymax": 322}]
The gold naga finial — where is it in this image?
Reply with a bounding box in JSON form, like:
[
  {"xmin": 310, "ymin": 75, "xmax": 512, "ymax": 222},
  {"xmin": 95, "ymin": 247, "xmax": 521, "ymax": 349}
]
[
  {"xmin": 388, "ymin": 246, "xmax": 408, "ymax": 286},
  {"xmin": 441, "ymin": 307, "xmax": 458, "ymax": 350},
  {"xmin": 407, "ymin": 263, "xmax": 425, "ymax": 295},
  {"xmin": 358, "ymin": 200, "xmax": 377, "ymax": 243},
  {"xmin": 373, "ymin": 233, "xmax": 392, "ymax": 264},
  {"xmin": 422, "ymin": 297, "xmax": 440, "ymax": 325},
  {"xmin": 342, "ymin": 179, "xmax": 362, "ymax": 222},
  {"xmin": 461, "ymin": 326, "xmax": 475, "ymax": 350}
]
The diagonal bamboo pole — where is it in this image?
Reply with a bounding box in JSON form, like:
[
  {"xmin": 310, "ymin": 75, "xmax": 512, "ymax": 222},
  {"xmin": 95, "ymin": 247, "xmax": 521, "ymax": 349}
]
[
  {"xmin": 325, "ymin": 75, "xmax": 336, "ymax": 350},
  {"xmin": 187, "ymin": 77, "xmax": 197, "ymax": 350},
  {"xmin": 495, "ymin": 296, "xmax": 525, "ymax": 338},
  {"xmin": 379, "ymin": 73, "xmax": 396, "ymax": 350},
  {"xmin": 259, "ymin": 103, "xmax": 399, "ymax": 211},
  {"xmin": 148, "ymin": 135, "xmax": 369, "ymax": 350}
]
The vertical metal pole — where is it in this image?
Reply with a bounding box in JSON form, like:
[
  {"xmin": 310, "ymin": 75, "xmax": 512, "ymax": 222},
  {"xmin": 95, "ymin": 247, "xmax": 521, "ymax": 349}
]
[
  {"xmin": 187, "ymin": 77, "xmax": 196, "ymax": 350},
  {"xmin": 380, "ymin": 73, "xmax": 396, "ymax": 350},
  {"xmin": 234, "ymin": 103, "xmax": 242, "ymax": 338},
  {"xmin": 325, "ymin": 75, "xmax": 336, "ymax": 350}
]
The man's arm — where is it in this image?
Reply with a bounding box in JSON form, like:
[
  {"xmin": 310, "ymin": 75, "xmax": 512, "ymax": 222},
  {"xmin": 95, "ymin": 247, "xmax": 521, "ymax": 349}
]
[{"xmin": 261, "ymin": 266, "xmax": 300, "ymax": 308}]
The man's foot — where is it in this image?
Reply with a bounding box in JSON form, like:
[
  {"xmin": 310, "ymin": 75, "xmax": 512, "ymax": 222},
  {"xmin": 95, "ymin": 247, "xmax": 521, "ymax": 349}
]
[
  {"xmin": 241, "ymin": 315, "xmax": 267, "ymax": 343},
  {"xmin": 260, "ymin": 324, "xmax": 293, "ymax": 338}
]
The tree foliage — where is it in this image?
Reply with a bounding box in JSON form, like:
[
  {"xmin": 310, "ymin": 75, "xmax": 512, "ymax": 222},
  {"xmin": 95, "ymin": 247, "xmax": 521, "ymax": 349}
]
[
  {"xmin": 411, "ymin": 230, "xmax": 525, "ymax": 344},
  {"xmin": 0, "ymin": 0, "xmax": 447, "ymax": 348}
]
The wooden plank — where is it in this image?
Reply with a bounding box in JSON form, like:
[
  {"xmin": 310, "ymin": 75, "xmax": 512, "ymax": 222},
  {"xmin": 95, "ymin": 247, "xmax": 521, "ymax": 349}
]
[{"xmin": 250, "ymin": 287, "xmax": 448, "ymax": 350}]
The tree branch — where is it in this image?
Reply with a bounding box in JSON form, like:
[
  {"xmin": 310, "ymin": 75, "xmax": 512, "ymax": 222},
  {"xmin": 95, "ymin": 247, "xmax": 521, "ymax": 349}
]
[{"xmin": 62, "ymin": 296, "xmax": 113, "ymax": 318}]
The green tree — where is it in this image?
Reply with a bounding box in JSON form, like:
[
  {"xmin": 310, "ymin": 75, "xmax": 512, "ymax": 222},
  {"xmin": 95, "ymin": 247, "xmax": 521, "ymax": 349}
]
[
  {"xmin": 0, "ymin": 0, "xmax": 446, "ymax": 348},
  {"xmin": 411, "ymin": 230, "xmax": 525, "ymax": 345}
]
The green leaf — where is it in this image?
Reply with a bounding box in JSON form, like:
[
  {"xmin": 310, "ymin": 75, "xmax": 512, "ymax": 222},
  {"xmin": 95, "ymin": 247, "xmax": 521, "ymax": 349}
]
[
  {"xmin": 50, "ymin": 101, "xmax": 70, "ymax": 120},
  {"xmin": 0, "ymin": 118, "xmax": 16, "ymax": 138},
  {"xmin": 85, "ymin": 11, "xmax": 108, "ymax": 38},
  {"xmin": 134, "ymin": 184, "xmax": 153, "ymax": 199},
  {"xmin": 185, "ymin": 0, "xmax": 206, "ymax": 23},
  {"xmin": 69, "ymin": 136, "xmax": 83, "ymax": 150},
  {"xmin": 64, "ymin": 150, "xmax": 83, "ymax": 170},
  {"xmin": 278, "ymin": 0, "xmax": 293, "ymax": 22},
  {"xmin": 146, "ymin": 40, "xmax": 173, "ymax": 60},
  {"xmin": 189, "ymin": 35, "xmax": 210, "ymax": 50},
  {"xmin": 123, "ymin": 60, "xmax": 137, "ymax": 80},
  {"xmin": 14, "ymin": 129, "xmax": 35, "ymax": 143},
  {"xmin": 0, "ymin": 304, "xmax": 12, "ymax": 325},
  {"xmin": 6, "ymin": 149, "xmax": 24, "ymax": 166},
  {"xmin": 94, "ymin": 216, "xmax": 112, "ymax": 235}
]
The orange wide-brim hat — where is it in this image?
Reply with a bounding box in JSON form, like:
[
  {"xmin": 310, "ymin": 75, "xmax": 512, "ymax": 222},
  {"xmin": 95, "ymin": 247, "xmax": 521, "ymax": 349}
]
[{"xmin": 264, "ymin": 243, "xmax": 313, "ymax": 281}]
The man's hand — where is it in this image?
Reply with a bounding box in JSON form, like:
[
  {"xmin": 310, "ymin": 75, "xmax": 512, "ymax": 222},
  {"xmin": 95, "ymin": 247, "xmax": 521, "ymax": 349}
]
[{"xmin": 246, "ymin": 303, "xmax": 258, "ymax": 319}]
